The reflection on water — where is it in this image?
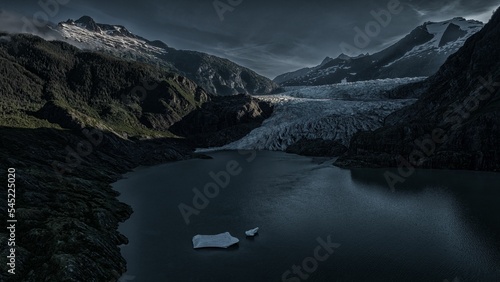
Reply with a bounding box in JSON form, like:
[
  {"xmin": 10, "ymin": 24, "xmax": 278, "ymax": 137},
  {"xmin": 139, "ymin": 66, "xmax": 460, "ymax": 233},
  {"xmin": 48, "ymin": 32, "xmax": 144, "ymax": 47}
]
[{"xmin": 114, "ymin": 151, "xmax": 500, "ymax": 282}]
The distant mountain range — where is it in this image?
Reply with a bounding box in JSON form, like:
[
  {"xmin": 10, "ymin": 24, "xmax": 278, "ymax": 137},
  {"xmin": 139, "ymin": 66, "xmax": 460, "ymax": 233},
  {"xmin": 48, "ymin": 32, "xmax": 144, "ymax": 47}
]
[
  {"xmin": 275, "ymin": 18, "xmax": 484, "ymax": 86},
  {"xmin": 49, "ymin": 16, "xmax": 278, "ymax": 96}
]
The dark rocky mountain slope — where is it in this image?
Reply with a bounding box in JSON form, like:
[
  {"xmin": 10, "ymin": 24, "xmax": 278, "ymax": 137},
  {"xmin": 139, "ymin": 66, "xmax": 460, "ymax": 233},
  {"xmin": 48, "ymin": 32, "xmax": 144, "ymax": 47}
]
[
  {"xmin": 0, "ymin": 33, "xmax": 272, "ymax": 139},
  {"xmin": 170, "ymin": 94, "xmax": 273, "ymax": 148},
  {"xmin": 335, "ymin": 9, "xmax": 500, "ymax": 172}
]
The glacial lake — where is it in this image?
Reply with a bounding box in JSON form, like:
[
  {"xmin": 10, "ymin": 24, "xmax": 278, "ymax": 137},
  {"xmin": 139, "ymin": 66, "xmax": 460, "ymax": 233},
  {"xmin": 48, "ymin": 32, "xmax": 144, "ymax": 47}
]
[{"xmin": 114, "ymin": 151, "xmax": 500, "ymax": 282}]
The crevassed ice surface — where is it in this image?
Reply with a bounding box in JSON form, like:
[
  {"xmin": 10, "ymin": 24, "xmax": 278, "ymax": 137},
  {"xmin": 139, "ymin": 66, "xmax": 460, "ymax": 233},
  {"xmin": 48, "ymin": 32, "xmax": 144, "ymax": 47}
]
[
  {"xmin": 282, "ymin": 77, "xmax": 425, "ymax": 100},
  {"xmin": 201, "ymin": 78, "xmax": 423, "ymax": 151}
]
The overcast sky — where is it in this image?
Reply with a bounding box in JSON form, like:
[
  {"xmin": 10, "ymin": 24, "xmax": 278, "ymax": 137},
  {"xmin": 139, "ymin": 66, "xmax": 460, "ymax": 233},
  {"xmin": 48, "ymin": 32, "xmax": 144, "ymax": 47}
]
[{"xmin": 1, "ymin": 0, "xmax": 499, "ymax": 78}]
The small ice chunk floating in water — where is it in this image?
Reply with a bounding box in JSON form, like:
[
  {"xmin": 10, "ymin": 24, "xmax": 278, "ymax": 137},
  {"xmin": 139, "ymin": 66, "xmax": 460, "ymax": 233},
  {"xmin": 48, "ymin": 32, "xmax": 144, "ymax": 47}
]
[
  {"xmin": 245, "ymin": 227, "xmax": 259, "ymax": 237},
  {"xmin": 192, "ymin": 232, "xmax": 239, "ymax": 249}
]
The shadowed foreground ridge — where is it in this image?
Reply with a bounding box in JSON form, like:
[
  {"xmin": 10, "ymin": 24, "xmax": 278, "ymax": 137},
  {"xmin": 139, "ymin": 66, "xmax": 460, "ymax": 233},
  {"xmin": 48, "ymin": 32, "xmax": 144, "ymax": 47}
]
[
  {"xmin": 0, "ymin": 127, "xmax": 192, "ymax": 281},
  {"xmin": 336, "ymin": 8, "xmax": 500, "ymax": 171}
]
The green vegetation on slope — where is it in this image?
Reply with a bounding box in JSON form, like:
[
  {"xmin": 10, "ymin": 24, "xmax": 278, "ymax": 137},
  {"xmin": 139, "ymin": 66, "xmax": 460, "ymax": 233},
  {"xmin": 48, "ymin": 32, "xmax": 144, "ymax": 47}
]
[{"xmin": 0, "ymin": 33, "xmax": 209, "ymax": 138}]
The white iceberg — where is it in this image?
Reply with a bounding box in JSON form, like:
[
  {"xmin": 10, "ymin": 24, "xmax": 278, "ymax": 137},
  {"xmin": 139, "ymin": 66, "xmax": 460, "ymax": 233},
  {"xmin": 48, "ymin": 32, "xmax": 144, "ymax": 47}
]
[
  {"xmin": 192, "ymin": 232, "xmax": 239, "ymax": 249},
  {"xmin": 245, "ymin": 227, "xmax": 259, "ymax": 237}
]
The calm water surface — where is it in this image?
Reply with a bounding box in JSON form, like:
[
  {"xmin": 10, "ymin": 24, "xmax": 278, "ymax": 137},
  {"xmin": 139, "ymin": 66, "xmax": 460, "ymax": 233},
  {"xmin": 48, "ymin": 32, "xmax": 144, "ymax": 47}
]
[{"xmin": 114, "ymin": 151, "xmax": 500, "ymax": 282}]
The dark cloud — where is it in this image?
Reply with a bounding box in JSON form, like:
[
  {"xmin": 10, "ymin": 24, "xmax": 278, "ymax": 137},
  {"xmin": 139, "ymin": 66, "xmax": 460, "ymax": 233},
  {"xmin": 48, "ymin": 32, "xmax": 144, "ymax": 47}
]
[
  {"xmin": 0, "ymin": 10, "xmax": 62, "ymax": 40},
  {"xmin": 2, "ymin": 0, "xmax": 499, "ymax": 78}
]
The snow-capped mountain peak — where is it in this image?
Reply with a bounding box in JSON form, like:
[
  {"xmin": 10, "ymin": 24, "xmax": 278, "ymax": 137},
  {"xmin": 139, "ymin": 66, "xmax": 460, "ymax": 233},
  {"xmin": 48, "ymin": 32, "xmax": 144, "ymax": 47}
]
[
  {"xmin": 423, "ymin": 17, "xmax": 483, "ymax": 48},
  {"xmin": 336, "ymin": 53, "xmax": 369, "ymax": 61},
  {"xmin": 274, "ymin": 17, "xmax": 484, "ymax": 86},
  {"xmin": 424, "ymin": 17, "xmax": 483, "ymax": 33},
  {"xmin": 320, "ymin": 56, "xmax": 334, "ymax": 66},
  {"xmin": 62, "ymin": 16, "xmax": 139, "ymax": 39},
  {"xmin": 57, "ymin": 18, "xmax": 168, "ymax": 62},
  {"xmin": 71, "ymin": 15, "xmax": 100, "ymax": 32}
]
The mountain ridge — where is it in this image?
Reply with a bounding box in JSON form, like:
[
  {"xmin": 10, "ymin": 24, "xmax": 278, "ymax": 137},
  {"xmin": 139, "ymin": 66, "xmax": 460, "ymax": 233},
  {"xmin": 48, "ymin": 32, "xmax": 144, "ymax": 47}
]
[
  {"xmin": 275, "ymin": 17, "xmax": 483, "ymax": 86},
  {"xmin": 53, "ymin": 15, "xmax": 278, "ymax": 96}
]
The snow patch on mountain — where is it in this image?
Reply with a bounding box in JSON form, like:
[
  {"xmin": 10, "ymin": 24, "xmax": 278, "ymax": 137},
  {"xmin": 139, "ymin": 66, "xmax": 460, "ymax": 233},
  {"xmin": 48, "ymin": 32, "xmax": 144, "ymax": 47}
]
[
  {"xmin": 56, "ymin": 22, "xmax": 167, "ymax": 60},
  {"xmin": 51, "ymin": 16, "xmax": 277, "ymax": 96},
  {"xmin": 383, "ymin": 18, "xmax": 482, "ymax": 68},
  {"xmin": 277, "ymin": 17, "xmax": 483, "ymax": 86}
]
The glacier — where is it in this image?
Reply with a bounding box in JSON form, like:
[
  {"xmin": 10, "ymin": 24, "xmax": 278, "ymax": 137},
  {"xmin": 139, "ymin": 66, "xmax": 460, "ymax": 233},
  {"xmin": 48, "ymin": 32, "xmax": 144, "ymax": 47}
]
[{"xmin": 198, "ymin": 78, "xmax": 423, "ymax": 152}]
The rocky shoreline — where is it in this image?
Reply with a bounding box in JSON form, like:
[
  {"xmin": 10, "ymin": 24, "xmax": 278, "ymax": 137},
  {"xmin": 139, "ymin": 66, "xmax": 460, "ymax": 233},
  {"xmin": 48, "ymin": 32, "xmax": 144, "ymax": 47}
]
[
  {"xmin": 0, "ymin": 126, "xmax": 202, "ymax": 281},
  {"xmin": 0, "ymin": 91, "xmax": 273, "ymax": 281},
  {"xmin": 0, "ymin": 94, "xmax": 274, "ymax": 281}
]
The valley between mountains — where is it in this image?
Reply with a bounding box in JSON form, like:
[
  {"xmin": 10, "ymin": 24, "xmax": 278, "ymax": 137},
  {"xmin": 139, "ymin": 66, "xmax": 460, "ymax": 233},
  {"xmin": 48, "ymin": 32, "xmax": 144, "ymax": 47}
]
[{"xmin": 0, "ymin": 8, "xmax": 499, "ymax": 281}]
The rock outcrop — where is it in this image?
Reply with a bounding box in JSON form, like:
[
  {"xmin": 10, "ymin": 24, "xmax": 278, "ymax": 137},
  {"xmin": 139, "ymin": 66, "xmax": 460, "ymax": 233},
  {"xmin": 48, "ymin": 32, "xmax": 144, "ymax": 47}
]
[{"xmin": 170, "ymin": 94, "xmax": 274, "ymax": 148}]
